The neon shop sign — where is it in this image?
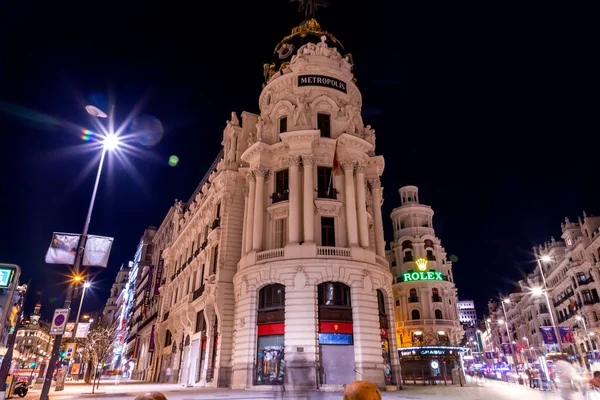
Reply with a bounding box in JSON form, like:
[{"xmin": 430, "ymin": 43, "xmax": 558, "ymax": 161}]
[{"xmin": 402, "ymin": 270, "xmax": 444, "ymax": 282}]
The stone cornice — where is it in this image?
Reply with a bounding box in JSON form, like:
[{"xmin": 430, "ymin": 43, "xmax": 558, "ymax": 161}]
[
  {"xmin": 240, "ymin": 141, "xmax": 271, "ymax": 164},
  {"xmin": 337, "ymin": 132, "xmax": 373, "ymax": 153}
]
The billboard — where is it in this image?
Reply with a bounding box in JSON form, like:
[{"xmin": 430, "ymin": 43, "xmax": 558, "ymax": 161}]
[
  {"xmin": 82, "ymin": 235, "xmax": 113, "ymax": 268},
  {"xmin": 45, "ymin": 233, "xmax": 80, "ymax": 265},
  {"xmin": 0, "ymin": 266, "xmax": 16, "ymax": 288},
  {"xmin": 63, "ymin": 322, "xmax": 90, "ymax": 338}
]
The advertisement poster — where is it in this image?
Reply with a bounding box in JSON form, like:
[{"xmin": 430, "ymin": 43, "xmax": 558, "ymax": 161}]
[
  {"xmin": 559, "ymin": 326, "xmax": 575, "ymax": 344},
  {"xmin": 45, "ymin": 233, "xmax": 80, "ymax": 265},
  {"xmin": 541, "ymin": 326, "xmax": 558, "ymax": 344},
  {"xmin": 82, "ymin": 235, "xmax": 113, "ymax": 267}
]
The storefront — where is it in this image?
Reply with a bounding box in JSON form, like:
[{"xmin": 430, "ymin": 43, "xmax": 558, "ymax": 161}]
[{"xmin": 399, "ymin": 346, "xmax": 464, "ymax": 382}]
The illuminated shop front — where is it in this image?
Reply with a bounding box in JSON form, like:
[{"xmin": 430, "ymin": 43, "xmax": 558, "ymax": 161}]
[{"xmin": 398, "ymin": 346, "xmax": 465, "ymax": 381}]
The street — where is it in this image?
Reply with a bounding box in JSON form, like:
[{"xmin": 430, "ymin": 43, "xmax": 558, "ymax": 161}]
[{"xmin": 20, "ymin": 378, "xmax": 587, "ymax": 399}]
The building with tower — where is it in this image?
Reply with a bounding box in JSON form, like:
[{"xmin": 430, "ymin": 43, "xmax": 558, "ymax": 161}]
[
  {"xmin": 103, "ymin": 265, "xmax": 130, "ymax": 324},
  {"xmin": 15, "ymin": 302, "xmax": 53, "ymax": 377},
  {"xmin": 389, "ymin": 186, "xmax": 464, "ymax": 379},
  {"xmin": 154, "ymin": 17, "xmax": 399, "ymax": 391}
]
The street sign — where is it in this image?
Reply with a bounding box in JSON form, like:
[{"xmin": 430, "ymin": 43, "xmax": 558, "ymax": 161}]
[
  {"xmin": 50, "ymin": 308, "xmax": 70, "ymax": 335},
  {"xmin": 0, "ymin": 266, "xmax": 16, "ymax": 288},
  {"xmin": 64, "ymin": 343, "xmax": 76, "ymax": 360}
]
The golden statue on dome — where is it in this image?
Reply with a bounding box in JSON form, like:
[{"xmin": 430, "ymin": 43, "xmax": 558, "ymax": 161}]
[{"xmin": 290, "ymin": 0, "xmax": 328, "ymax": 18}]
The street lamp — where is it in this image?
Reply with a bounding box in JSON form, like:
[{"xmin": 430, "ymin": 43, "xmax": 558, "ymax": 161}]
[
  {"xmin": 40, "ymin": 106, "xmax": 119, "ymax": 400},
  {"xmin": 531, "ymin": 286, "xmax": 564, "ymax": 354},
  {"xmin": 576, "ymin": 314, "xmax": 595, "ymax": 363},
  {"xmin": 500, "ymin": 298, "xmax": 515, "ymax": 369},
  {"xmin": 72, "ymin": 280, "xmax": 91, "ymax": 341}
]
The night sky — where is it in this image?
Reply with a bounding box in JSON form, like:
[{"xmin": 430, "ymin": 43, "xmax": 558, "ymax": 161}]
[{"xmin": 0, "ymin": 1, "xmax": 597, "ymax": 320}]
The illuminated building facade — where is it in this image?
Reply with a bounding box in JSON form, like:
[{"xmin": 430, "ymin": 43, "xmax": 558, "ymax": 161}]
[
  {"xmin": 390, "ymin": 186, "xmax": 464, "ymax": 379},
  {"xmin": 154, "ymin": 19, "xmax": 399, "ymax": 391}
]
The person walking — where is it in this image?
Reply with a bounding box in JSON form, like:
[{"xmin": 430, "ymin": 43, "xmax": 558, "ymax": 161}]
[
  {"xmin": 525, "ymin": 368, "xmax": 533, "ymax": 388},
  {"xmin": 584, "ymin": 371, "xmax": 600, "ymax": 400}
]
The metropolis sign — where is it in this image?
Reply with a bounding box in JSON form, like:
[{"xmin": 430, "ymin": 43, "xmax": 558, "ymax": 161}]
[
  {"xmin": 298, "ymin": 75, "xmax": 347, "ymax": 93},
  {"xmin": 401, "ymin": 270, "xmax": 444, "ymax": 282}
]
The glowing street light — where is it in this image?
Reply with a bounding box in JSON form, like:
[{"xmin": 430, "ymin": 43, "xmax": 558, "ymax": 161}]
[{"xmin": 103, "ymin": 134, "xmax": 120, "ymax": 150}]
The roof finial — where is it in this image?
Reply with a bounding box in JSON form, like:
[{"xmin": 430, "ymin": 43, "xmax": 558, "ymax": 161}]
[{"xmin": 290, "ymin": 0, "xmax": 328, "ymax": 18}]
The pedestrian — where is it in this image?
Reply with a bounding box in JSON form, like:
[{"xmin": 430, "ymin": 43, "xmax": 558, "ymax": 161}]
[
  {"xmin": 525, "ymin": 368, "xmax": 533, "ymax": 388},
  {"xmin": 135, "ymin": 393, "xmax": 168, "ymax": 400},
  {"xmin": 165, "ymin": 367, "xmax": 172, "ymax": 383},
  {"xmin": 532, "ymin": 368, "xmax": 540, "ymax": 389},
  {"xmin": 585, "ymin": 371, "xmax": 600, "ymax": 400}
]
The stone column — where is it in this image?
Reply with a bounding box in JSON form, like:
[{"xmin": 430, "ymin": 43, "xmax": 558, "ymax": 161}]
[
  {"xmin": 302, "ymin": 156, "xmax": 314, "ymax": 243},
  {"xmin": 370, "ymin": 179, "xmax": 386, "ymax": 257},
  {"xmin": 252, "ymin": 167, "xmax": 268, "ymax": 251},
  {"xmin": 241, "ymin": 188, "xmax": 248, "ymax": 257},
  {"xmin": 245, "ymin": 173, "xmax": 256, "ymax": 254},
  {"xmin": 289, "ymin": 156, "xmax": 301, "ymax": 243},
  {"xmin": 343, "ymin": 160, "xmax": 359, "ymax": 246},
  {"xmin": 355, "ymin": 163, "xmax": 369, "ymax": 248}
]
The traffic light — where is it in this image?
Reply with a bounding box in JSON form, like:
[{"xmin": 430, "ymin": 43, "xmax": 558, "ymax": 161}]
[
  {"xmin": 31, "ymin": 362, "xmax": 36, "ymax": 368},
  {"xmin": 60, "ymin": 351, "xmax": 66, "ymax": 359}
]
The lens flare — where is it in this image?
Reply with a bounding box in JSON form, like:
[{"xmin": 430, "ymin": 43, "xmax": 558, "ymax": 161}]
[
  {"xmin": 81, "ymin": 129, "xmax": 94, "ymax": 141},
  {"xmin": 168, "ymin": 155, "xmax": 179, "ymax": 167}
]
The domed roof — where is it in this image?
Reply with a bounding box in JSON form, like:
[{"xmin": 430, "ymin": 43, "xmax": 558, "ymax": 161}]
[{"xmin": 264, "ymin": 18, "xmax": 347, "ymax": 83}]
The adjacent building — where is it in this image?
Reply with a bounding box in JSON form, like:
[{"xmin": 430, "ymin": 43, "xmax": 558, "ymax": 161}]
[
  {"xmin": 14, "ymin": 303, "xmax": 53, "ymax": 375},
  {"xmin": 488, "ymin": 212, "xmax": 600, "ymax": 369},
  {"xmin": 123, "ymin": 227, "xmax": 157, "ymax": 380},
  {"xmin": 389, "ymin": 186, "xmax": 464, "ymax": 379},
  {"xmin": 103, "ymin": 265, "xmax": 130, "ymax": 324},
  {"xmin": 155, "ymin": 18, "xmax": 399, "ymax": 391}
]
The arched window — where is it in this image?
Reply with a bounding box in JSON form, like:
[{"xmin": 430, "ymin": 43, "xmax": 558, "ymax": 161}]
[
  {"xmin": 425, "ymin": 239, "xmax": 435, "ymax": 260},
  {"xmin": 409, "ymin": 288, "xmax": 418, "ymax": 303},
  {"xmin": 377, "ymin": 290, "xmax": 386, "ymax": 315},
  {"xmin": 402, "ymin": 241, "xmax": 413, "ymax": 261},
  {"xmin": 432, "ymin": 288, "xmax": 441, "ymax": 302},
  {"xmin": 411, "ymin": 309, "xmax": 420, "ymax": 320},
  {"xmin": 318, "ymin": 282, "xmax": 351, "ymax": 307},
  {"xmin": 164, "ymin": 330, "xmax": 172, "ymax": 347},
  {"xmin": 435, "ymin": 309, "xmax": 443, "ymax": 319},
  {"xmin": 258, "ymin": 284, "xmax": 285, "ymax": 310}
]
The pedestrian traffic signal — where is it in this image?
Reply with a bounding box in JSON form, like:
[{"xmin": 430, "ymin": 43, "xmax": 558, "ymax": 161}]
[{"xmin": 60, "ymin": 351, "xmax": 66, "ymax": 358}]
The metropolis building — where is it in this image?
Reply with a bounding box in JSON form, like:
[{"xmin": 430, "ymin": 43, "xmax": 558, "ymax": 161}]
[{"xmin": 154, "ymin": 19, "xmax": 400, "ymax": 391}]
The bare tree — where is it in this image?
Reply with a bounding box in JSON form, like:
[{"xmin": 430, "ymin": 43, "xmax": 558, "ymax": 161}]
[
  {"xmin": 82, "ymin": 319, "xmax": 116, "ymax": 393},
  {"xmin": 449, "ymin": 328, "xmax": 465, "ymax": 347}
]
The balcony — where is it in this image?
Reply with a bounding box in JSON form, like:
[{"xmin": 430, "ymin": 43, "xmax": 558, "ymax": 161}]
[
  {"xmin": 317, "ymin": 188, "xmax": 338, "ymax": 200},
  {"xmin": 163, "ymin": 311, "xmax": 170, "ymax": 321},
  {"xmin": 408, "ymin": 296, "xmax": 419, "ymax": 303},
  {"xmin": 317, "ymin": 246, "xmax": 351, "ymax": 258},
  {"xmin": 256, "ymin": 248, "xmax": 284, "ymax": 262},
  {"xmin": 211, "ymin": 217, "xmax": 220, "ymax": 230},
  {"xmin": 397, "ymin": 319, "xmax": 461, "ymax": 328},
  {"xmin": 271, "ymin": 191, "xmax": 289, "ymax": 204},
  {"xmin": 432, "ymin": 295, "xmax": 442, "ymax": 303}
]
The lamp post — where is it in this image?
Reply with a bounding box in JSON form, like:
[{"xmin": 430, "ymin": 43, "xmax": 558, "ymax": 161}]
[
  {"xmin": 531, "ymin": 286, "xmax": 564, "ymax": 354},
  {"xmin": 40, "ymin": 109, "xmax": 120, "ymax": 400},
  {"xmin": 576, "ymin": 314, "xmax": 595, "ymax": 370},
  {"xmin": 500, "ymin": 299, "xmax": 514, "ymax": 368}
]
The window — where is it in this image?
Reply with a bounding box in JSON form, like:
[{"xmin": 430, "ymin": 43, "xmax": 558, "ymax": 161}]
[
  {"xmin": 408, "ymin": 288, "xmax": 419, "ymax": 303},
  {"xmin": 279, "ymin": 116, "xmax": 287, "ymax": 133},
  {"xmin": 317, "ymin": 113, "xmax": 331, "ymax": 138},
  {"xmin": 318, "ymin": 282, "xmax": 351, "ymax": 307},
  {"xmin": 317, "ymin": 167, "xmax": 335, "ymax": 198},
  {"xmin": 195, "ymin": 311, "xmax": 205, "ymax": 333},
  {"xmin": 272, "ymin": 218, "xmax": 287, "ymax": 249},
  {"xmin": 216, "ymin": 202, "xmax": 221, "ymax": 219},
  {"xmin": 211, "ymin": 245, "xmax": 219, "ymax": 274},
  {"xmin": 432, "ymin": 288, "xmax": 441, "ymax": 302},
  {"xmin": 259, "ymin": 284, "xmax": 286, "ymax": 310},
  {"xmin": 321, "ymin": 217, "xmax": 335, "ymax": 247},
  {"xmin": 403, "ymin": 250, "xmax": 413, "ymax": 262},
  {"xmin": 435, "ymin": 309, "xmax": 443, "ymax": 319},
  {"xmin": 411, "ymin": 309, "xmax": 420, "ymax": 320},
  {"xmin": 273, "ymin": 169, "xmax": 289, "ymax": 203},
  {"xmin": 377, "ymin": 290, "xmax": 386, "ymax": 315},
  {"xmin": 165, "ymin": 330, "xmax": 172, "ymax": 347}
]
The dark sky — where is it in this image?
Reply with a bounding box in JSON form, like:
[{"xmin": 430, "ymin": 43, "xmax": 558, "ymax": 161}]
[{"xmin": 0, "ymin": 1, "xmax": 597, "ymax": 319}]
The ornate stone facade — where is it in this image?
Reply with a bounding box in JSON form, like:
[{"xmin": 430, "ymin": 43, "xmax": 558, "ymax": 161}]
[{"xmin": 153, "ymin": 18, "xmax": 398, "ymax": 391}]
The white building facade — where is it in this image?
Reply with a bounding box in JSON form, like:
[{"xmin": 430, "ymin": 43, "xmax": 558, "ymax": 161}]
[
  {"xmin": 155, "ymin": 18, "xmax": 399, "ymax": 391},
  {"xmin": 103, "ymin": 265, "xmax": 130, "ymax": 325},
  {"xmin": 390, "ymin": 186, "xmax": 464, "ymax": 379}
]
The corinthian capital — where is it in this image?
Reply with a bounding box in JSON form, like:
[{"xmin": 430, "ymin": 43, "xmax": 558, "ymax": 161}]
[
  {"xmin": 289, "ymin": 155, "xmax": 302, "ymax": 167},
  {"xmin": 368, "ymin": 178, "xmax": 381, "ymax": 189},
  {"xmin": 253, "ymin": 165, "xmax": 270, "ymax": 179},
  {"xmin": 340, "ymin": 159, "xmax": 355, "ymax": 171},
  {"xmin": 355, "ymin": 162, "xmax": 366, "ymax": 174},
  {"xmin": 301, "ymin": 155, "xmax": 314, "ymax": 166}
]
